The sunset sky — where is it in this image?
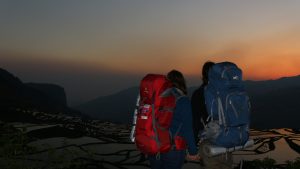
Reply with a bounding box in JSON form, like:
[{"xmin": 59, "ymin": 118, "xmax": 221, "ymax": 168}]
[{"xmin": 1, "ymin": 1, "xmax": 300, "ymax": 105}]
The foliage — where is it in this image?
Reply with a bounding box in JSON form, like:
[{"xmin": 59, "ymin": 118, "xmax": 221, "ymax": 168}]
[
  {"xmin": 235, "ymin": 157, "xmax": 300, "ymax": 169},
  {"xmin": 236, "ymin": 157, "xmax": 276, "ymax": 169},
  {"xmin": 286, "ymin": 157, "xmax": 300, "ymax": 169},
  {"xmin": 0, "ymin": 122, "xmax": 36, "ymax": 169},
  {"xmin": 0, "ymin": 122, "xmax": 88, "ymax": 169}
]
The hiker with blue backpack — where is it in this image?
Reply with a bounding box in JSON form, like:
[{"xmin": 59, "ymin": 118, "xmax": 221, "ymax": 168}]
[{"xmin": 191, "ymin": 61, "xmax": 251, "ymax": 169}]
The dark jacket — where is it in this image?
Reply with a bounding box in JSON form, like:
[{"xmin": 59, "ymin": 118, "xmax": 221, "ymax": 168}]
[
  {"xmin": 191, "ymin": 84, "xmax": 209, "ymax": 143},
  {"xmin": 170, "ymin": 88, "xmax": 198, "ymax": 155}
]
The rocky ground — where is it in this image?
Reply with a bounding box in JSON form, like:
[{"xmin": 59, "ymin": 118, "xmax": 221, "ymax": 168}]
[{"xmin": 0, "ymin": 110, "xmax": 299, "ymax": 169}]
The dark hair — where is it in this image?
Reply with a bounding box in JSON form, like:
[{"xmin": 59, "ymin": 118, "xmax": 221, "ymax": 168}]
[
  {"xmin": 167, "ymin": 70, "xmax": 187, "ymax": 95},
  {"xmin": 202, "ymin": 61, "xmax": 215, "ymax": 85}
]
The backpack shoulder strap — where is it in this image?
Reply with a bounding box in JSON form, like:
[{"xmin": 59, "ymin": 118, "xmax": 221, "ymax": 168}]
[
  {"xmin": 160, "ymin": 87, "xmax": 186, "ymax": 101},
  {"xmin": 172, "ymin": 87, "xmax": 186, "ymax": 102}
]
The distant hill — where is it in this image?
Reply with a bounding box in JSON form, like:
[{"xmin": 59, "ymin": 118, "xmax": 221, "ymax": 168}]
[
  {"xmin": 0, "ymin": 68, "xmax": 81, "ymax": 121},
  {"xmin": 76, "ymin": 87, "xmax": 138, "ymax": 123},
  {"xmin": 245, "ymin": 76, "xmax": 300, "ymax": 96},
  {"xmin": 26, "ymin": 83, "xmax": 67, "ymax": 106},
  {"xmin": 76, "ymin": 75, "xmax": 300, "ymax": 129},
  {"xmin": 250, "ymin": 86, "xmax": 300, "ymax": 129},
  {"xmin": 245, "ymin": 76, "xmax": 300, "ymax": 129}
]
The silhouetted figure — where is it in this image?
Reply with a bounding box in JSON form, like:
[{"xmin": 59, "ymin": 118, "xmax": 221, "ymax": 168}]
[{"xmin": 191, "ymin": 62, "xmax": 233, "ymax": 169}]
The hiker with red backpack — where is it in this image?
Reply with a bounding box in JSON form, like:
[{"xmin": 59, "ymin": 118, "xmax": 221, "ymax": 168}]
[
  {"xmin": 131, "ymin": 70, "xmax": 199, "ymax": 169},
  {"xmin": 191, "ymin": 61, "xmax": 252, "ymax": 169}
]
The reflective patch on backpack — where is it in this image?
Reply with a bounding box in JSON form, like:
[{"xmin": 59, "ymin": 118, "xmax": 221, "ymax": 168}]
[{"xmin": 141, "ymin": 116, "xmax": 148, "ymax": 120}]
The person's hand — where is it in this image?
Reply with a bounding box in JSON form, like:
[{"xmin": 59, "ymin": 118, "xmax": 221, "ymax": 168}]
[{"xmin": 186, "ymin": 153, "xmax": 200, "ymax": 161}]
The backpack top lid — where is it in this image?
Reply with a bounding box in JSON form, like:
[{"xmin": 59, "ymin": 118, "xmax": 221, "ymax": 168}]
[
  {"xmin": 139, "ymin": 74, "xmax": 173, "ymax": 105},
  {"xmin": 208, "ymin": 62, "xmax": 243, "ymax": 90}
]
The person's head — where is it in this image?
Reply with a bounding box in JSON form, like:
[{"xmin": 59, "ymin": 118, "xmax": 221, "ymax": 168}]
[
  {"xmin": 202, "ymin": 61, "xmax": 215, "ymax": 85},
  {"xmin": 167, "ymin": 70, "xmax": 187, "ymax": 95}
]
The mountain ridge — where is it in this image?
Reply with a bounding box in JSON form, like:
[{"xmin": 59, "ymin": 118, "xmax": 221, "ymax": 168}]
[
  {"xmin": 76, "ymin": 75, "xmax": 300, "ymax": 129},
  {"xmin": 0, "ymin": 67, "xmax": 81, "ymax": 121}
]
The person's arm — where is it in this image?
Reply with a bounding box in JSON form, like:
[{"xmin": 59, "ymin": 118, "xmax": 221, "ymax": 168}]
[
  {"xmin": 177, "ymin": 97, "xmax": 198, "ymax": 155},
  {"xmin": 186, "ymin": 153, "xmax": 200, "ymax": 161}
]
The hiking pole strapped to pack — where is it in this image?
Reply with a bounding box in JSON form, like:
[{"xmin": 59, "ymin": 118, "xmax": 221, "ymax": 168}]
[
  {"xmin": 203, "ymin": 139, "xmax": 254, "ymax": 157},
  {"xmin": 130, "ymin": 95, "xmax": 140, "ymax": 142}
]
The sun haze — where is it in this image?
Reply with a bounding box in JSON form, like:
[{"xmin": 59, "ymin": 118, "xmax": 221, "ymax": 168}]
[{"xmin": 1, "ymin": 1, "xmax": 300, "ymax": 104}]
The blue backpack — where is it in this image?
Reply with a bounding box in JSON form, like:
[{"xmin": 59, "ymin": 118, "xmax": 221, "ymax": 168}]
[{"xmin": 203, "ymin": 62, "xmax": 250, "ymax": 148}]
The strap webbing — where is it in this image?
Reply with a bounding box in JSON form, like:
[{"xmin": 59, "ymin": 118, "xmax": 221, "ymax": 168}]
[{"xmin": 152, "ymin": 104, "xmax": 160, "ymax": 149}]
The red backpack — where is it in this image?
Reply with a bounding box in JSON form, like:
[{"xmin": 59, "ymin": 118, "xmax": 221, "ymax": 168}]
[{"xmin": 134, "ymin": 74, "xmax": 187, "ymax": 155}]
